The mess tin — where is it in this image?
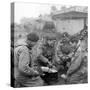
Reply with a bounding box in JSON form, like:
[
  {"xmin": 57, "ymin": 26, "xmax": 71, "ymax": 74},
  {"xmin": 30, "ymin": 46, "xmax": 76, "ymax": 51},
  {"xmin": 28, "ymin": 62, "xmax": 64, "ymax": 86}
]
[{"xmin": 41, "ymin": 67, "xmax": 58, "ymax": 82}]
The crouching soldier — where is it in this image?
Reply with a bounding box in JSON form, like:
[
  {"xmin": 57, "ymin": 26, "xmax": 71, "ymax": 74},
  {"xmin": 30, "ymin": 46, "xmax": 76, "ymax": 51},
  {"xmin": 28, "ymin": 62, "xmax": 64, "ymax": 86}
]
[
  {"xmin": 61, "ymin": 37, "xmax": 88, "ymax": 84},
  {"xmin": 40, "ymin": 37, "xmax": 56, "ymax": 67},
  {"xmin": 55, "ymin": 39, "xmax": 72, "ymax": 73},
  {"xmin": 34, "ymin": 37, "xmax": 58, "ymax": 85},
  {"xmin": 54, "ymin": 38, "xmax": 72, "ymax": 84},
  {"xmin": 14, "ymin": 33, "xmax": 44, "ymax": 87}
]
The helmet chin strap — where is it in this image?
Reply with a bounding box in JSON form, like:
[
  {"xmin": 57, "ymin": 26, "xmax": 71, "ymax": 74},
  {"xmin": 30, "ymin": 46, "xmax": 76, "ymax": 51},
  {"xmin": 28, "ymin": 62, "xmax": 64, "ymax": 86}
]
[{"xmin": 27, "ymin": 44, "xmax": 33, "ymax": 50}]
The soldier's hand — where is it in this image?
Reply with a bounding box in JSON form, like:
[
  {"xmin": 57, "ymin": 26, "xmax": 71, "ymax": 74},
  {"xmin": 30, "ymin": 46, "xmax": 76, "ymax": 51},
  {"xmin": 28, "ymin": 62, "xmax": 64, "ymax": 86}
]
[
  {"xmin": 48, "ymin": 68, "xmax": 57, "ymax": 73},
  {"xmin": 48, "ymin": 62, "xmax": 53, "ymax": 68},
  {"xmin": 61, "ymin": 74, "xmax": 67, "ymax": 79},
  {"xmin": 68, "ymin": 52, "xmax": 74, "ymax": 58},
  {"xmin": 41, "ymin": 67, "xmax": 49, "ymax": 72},
  {"xmin": 48, "ymin": 69, "xmax": 53, "ymax": 73},
  {"xmin": 33, "ymin": 70, "xmax": 39, "ymax": 76}
]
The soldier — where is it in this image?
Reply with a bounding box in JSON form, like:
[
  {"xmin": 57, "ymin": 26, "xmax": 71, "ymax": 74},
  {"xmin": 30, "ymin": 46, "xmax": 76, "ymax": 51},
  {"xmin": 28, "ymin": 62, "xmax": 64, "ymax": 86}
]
[
  {"xmin": 41, "ymin": 36, "xmax": 56, "ymax": 64},
  {"xmin": 61, "ymin": 36, "xmax": 88, "ymax": 84},
  {"xmin": 55, "ymin": 36, "xmax": 72, "ymax": 74},
  {"xmin": 54, "ymin": 36, "xmax": 74, "ymax": 85},
  {"xmin": 14, "ymin": 33, "xmax": 44, "ymax": 87},
  {"xmin": 36, "ymin": 36, "xmax": 58, "ymax": 85}
]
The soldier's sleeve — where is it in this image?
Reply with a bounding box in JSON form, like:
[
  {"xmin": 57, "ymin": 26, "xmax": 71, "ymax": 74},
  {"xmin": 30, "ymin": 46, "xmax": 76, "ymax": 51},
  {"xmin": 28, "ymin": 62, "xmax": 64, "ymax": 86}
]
[
  {"xmin": 67, "ymin": 47, "xmax": 82, "ymax": 76},
  {"xmin": 54, "ymin": 42, "xmax": 62, "ymax": 64},
  {"xmin": 38, "ymin": 55, "xmax": 49, "ymax": 64},
  {"xmin": 18, "ymin": 47, "xmax": 38, "ymax": 76}
]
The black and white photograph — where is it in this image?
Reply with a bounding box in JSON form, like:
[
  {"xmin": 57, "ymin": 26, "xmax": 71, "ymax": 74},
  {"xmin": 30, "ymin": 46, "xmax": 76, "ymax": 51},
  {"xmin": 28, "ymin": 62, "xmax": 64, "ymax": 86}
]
[{"xmin": 11, "ymin": 2, "xmax": 88, "ymax": 88}]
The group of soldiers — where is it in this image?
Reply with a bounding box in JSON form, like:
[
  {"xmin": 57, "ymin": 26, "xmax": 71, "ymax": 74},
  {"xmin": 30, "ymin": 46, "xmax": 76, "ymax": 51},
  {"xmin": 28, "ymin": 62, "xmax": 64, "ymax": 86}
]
[{"xmin": 12, "ymin": 26, "xmax": 88, "ymax": 87}]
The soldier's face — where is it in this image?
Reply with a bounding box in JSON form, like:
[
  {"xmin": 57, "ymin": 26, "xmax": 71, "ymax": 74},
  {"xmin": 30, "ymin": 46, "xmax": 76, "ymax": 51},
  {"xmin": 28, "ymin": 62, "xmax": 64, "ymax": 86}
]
[
  {"xmin": 48, "ymin": 40, "xmax": 53, "ymax": 45},
  {"xmin": 27, "ymin": 40, "xmax": 36, "ymax": 47},
  {"xmin": 71, "ymin": 42, "xmax": 77, "ymax": 47},
  {"xmin": 31, "ymin": 41, "xmax": 36, "ymax": 46}
]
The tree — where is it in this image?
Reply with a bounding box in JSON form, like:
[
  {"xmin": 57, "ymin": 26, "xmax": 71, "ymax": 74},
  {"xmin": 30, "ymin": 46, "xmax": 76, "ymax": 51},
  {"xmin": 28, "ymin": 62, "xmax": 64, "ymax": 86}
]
[
  {"xmin": 60, "ymin": 6, "xmax": 67, "ymax": 11},
  {"xmin": 20, "ymin": 17, "xmax": 37, "ymax": 33},
  {"xmin": 51, "ymin": 6, "xmax": 57, "ymax": 13}
]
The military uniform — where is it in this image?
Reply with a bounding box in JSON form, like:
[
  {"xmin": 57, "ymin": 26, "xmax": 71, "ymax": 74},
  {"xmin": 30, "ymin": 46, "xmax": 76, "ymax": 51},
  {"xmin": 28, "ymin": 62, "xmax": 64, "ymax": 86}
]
[
  {"xmin": 42, "ymin": 42, "xmax": 55, "ymax": 63},
  {"xmin": 66, "ymin": 40, "xmax": 88, "ymax": 84},
  {"xmin": 55, "ymin": 40, "xmax": 72, "ymax": 73},
  {"xmin": 14, "ymin": 39, "xmax": 44, "ymax": 87}
]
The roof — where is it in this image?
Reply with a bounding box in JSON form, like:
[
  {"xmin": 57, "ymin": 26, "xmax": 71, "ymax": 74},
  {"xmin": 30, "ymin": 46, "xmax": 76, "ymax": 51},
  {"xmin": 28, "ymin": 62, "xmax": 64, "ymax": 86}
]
[
  {"xmin": 52, "ymin": 7, "xmax": 88, "ymax": 19},
  {"xmin": 52, "ymin": 11, "xmax": 88, "ymax": 19}
]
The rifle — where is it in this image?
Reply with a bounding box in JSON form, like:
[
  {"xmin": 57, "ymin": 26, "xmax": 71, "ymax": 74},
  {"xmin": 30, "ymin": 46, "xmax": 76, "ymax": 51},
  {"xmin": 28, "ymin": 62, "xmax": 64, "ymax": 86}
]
[
  {"xmin": 73, "ymin": 44, "xmax": 80, "ymax": 56},
  {"xmin": 70, "ymin": 44, "xmax": 80, "ymax": 63}
]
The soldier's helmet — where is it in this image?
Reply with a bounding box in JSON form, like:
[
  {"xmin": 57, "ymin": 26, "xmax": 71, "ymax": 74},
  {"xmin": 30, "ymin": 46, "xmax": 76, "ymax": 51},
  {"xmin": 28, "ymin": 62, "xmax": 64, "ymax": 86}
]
[
  {"xmin": 70, "ymin": 36, "xmax": 78, "ymax": 43},
  {"xmin": 80, "ymin": 30, "xmax": 88, "ymax": 40},
  {"xmin": 27, "ymin": 32, "xmax": 39, "ymax": 42},
  {"xmin": 61, "ymin": 32, "xmax": 70, "ymax": 44}
]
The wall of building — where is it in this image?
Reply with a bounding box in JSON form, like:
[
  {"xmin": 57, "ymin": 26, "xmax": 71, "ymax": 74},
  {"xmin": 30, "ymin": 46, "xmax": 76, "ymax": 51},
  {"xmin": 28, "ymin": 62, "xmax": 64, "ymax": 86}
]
[{"xmin": 55, "ymin": 18, "xmax": 85, "ymax": 35}]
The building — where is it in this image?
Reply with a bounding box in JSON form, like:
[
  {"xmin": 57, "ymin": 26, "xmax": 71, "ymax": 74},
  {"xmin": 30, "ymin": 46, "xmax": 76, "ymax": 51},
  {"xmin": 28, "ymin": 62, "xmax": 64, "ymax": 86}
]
[{"xmin": 52, "ymin": 6, "xmax": 88, "ymax": 35}]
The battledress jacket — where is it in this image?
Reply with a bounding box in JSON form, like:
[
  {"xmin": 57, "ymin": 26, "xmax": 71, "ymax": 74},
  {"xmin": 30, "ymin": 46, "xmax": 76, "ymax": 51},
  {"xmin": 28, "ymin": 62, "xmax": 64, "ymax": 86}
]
[
  {"xmin": 66, "ymin": 41, "xmax": 88, "ymax": 84},
  {"xmin": 14, "ymin": 39, "xmax": 44, "ymax": 87}
]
